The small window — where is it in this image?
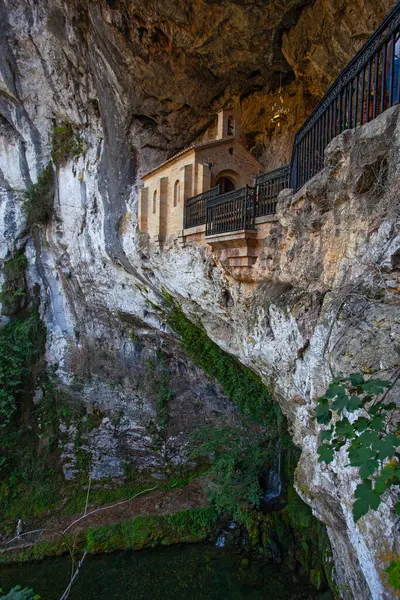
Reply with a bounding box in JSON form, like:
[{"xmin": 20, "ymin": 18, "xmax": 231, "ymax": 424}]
[
  {"xmin": 174, "ymin": 180, "xmax": 180, "ymax": 207},
  {"xmin": 152, "ymin": 190, "xmax": 157, "ymax": 214},
  {"xmin": 227, "ymin": 116, "xmax": 234, "ymax": 136}
]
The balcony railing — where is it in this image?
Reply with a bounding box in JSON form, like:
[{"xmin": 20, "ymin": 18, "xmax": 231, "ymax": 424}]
[
  {"xmin": 205, "ymin": 186, "xmax": 256, "ymax": 236},
  {"xmin": 184, "ymin": 185, "xmax": 220, "ymax": 229},
  {"xmin": 255, "ymin": 165, "xmax": 290, "ymax": 217},
  {"xmin": 291, "ymin": 1, "xmax": 400, "ymax": 190},
  {"xmin": 182, "ymin": 3, "xmax": 400, "ymax": 238}
]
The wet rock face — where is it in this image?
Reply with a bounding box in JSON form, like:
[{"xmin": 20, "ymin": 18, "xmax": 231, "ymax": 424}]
[{"xmin": 0, "ymin": 0, "xmax": 399, "ymax": 598}]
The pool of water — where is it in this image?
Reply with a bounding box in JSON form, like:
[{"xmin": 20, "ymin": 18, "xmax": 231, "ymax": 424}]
[{"xmin": 0, "ymin": 544, "xmax": 323, "ymax": 600}]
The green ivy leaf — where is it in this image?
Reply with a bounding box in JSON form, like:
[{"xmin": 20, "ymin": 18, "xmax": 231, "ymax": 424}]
[
  {"xmin": 347, "ymin": 395, "xmax": 362, "ymax": 412},
  {"xmin": 396, "ymin": 502, "xmax": 400, "ymax": 516},
  {"xmin": 325, "ymin": 384, "xmax": 347, "ymax": 399},
  {"xmin": 317, "ymin": 444, "xmax": 335, "ymax": 464},
  {"xmin": 358, "ymin": 430, "xmax": 380, "ymax": 448},
  {"xmin": 385, "ymin": 560, "xmax": 400, "ymax": 591},
  {"xmin": 321, "ymin": 429, "xmax": 333, "ymax": 442},
  {"xmin": 369, "ymin": 402, "xmax": 385, "ymax": 416},
  {"xmin": 354, "ymin": 417, "xmax": 369, "ymax": 432},
  {"xmin": 369, "ymin": 414, "xmax": 386, "ymax": 431},
  {"xmin": 362, "ymin": 379, "xmax": 391, "ymax": 395},
  {"xmin": 374, "ymin": 465, "xmax": 396, "ymax": 493},
  {"xmin": 348, "ymin": 444, "xmax": 376, "ymax": 467},
  {"xmin": 335, "ymin": 418, "xmax": 355, "ymax": 439},
  {"xmin": 359, "ymin": 458, "xmax": 379, "ymax": 479},
  {"xmin": 373, "ymin": 434, "xmax": 398, "ymax": 461},
  {"xmin": 331, "ymin": 394, "xmax": 350, "ymax": 414},
  {"xmin": 348, "ymin": 374, "xmax": 365, "ymax": 386},
  {"xmin": 315, "ymin": 400, "xmax": 332, "ymax": 425},
  {"xmin": 353, "ymin": 479, "xmax": 381, "ymax": 521}
]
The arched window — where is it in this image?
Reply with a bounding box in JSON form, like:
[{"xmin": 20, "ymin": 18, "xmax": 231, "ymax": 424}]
[
  {"xmin": 152, "ymin": 190, "xmax": 157, "ymax": 214},
  {"xmin": 173, "ymin": 180, "xmax": 180, "ymax": 207}
]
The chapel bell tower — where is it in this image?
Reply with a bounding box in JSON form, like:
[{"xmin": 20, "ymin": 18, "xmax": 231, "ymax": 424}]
[{"xmin": 216, "ymin": 108, "xmax": 241, "ymax": 140}]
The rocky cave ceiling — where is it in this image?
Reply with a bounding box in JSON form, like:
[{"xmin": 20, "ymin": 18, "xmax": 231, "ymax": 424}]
[{"xmin": 1, "ymin": 0, "xmax": 397, "ymax": 173}]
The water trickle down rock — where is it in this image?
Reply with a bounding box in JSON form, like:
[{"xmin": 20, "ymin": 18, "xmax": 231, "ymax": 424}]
[{"xmin": 264, "ymin": 440, "xmax": 282, "ymax": 504}]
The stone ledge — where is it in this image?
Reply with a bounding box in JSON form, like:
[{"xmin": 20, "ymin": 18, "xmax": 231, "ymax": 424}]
[
  {"xmin": 205, "ymin": 228, "xmax": 258, "ymax": 249},
  {"xmin": 183, "ymin": 224, "xmax": 206, "ymax": 236}
]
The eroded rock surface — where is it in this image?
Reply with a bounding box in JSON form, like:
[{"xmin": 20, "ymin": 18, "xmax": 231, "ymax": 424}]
[{"xmin": 1, "ymin": 1, "xmax": 400, "ymax": 598}]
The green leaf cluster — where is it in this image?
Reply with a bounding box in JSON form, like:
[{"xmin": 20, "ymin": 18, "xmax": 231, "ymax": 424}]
[
  {"xmin": 51, "ymin": 123, "xmax": 85, "ymax": 166},
  {"xmin": 315, "ymin": 374, "xmax": 399, "ymax": 522},
  {"xmin": 385, "ymin": 560, "xmax": 400, "ymax": 590},
  {"xmin": 0, "ymin": 251, "xmax": 27, "ymax": 316},
  {"xmin": 0, "ymin": 310, "xmax": 46, "ymax": 431},
  {"xmin": 24, "ymin": 163, "xmax": 55, "ymax": 228},
  {"xmin": 190, "ymin": 424, "xmax": 272, "ymax": 519}
]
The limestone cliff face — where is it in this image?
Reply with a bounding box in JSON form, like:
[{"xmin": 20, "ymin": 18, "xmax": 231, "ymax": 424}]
[{"xmin": 1, "ymin": 1, "xmax": 399, "ymax": 599}]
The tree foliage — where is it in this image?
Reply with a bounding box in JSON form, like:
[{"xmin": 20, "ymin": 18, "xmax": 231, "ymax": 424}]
[
  {"xmin": 314, "ymin": 374, "xmax": 399, "ymax": 522},
  {"xmin": 0, "ymin": 310, "xmax": 46, "ymax": 430},
  {"xmin": 0, "ymin": 310, "xmax": 47, "ymax": 480},
  {"xmin": 190, "ymin": 424, "xmax": 273, "ymax": 519}
]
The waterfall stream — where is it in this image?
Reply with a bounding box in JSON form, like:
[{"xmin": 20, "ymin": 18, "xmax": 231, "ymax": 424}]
[{"xmin": 263, "ymin": 440, "xmax": 282, "ymax": 504}]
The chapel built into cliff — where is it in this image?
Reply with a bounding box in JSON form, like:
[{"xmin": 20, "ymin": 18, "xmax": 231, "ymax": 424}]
[{"xmin": 138, "ymin": 109, "xmax": 285, "ymax": 268}]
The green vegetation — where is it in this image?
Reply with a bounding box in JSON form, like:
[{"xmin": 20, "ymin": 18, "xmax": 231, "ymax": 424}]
[
  {"xmin": 190, "ymin": 424, "xmax": 275, "ymax": 519},
  {"xmin": 315, "ymin": 374, "xmax": 400, "ymax": 593},
  {"xmin": 240, "ymin": 446, "xmax": 335, "ymax": 596},
  {"xmin": 50, "ymin": 123, "xmax": 85, "ymax": 167},
  {"xmin": 385, "ymin": 560, "xmax": 400, "ymax": 590},
  {"xmin": 162, "ymin": 296, "xmax": 340, "ymax": 594},
  {"xmin": 85, "ymin": 507, "xmax": 217, "ymax": 554},
  {"xmin": 162, "ymin": 293, "xmax": 278, "ymax": 426},
  {"xmin": 0, "ymin": 539, "xmax": 68, "ymax": 565},
  {"xmin": 315, "ymin": 374, "xmax": 399, "ymax": 522},
  {"xmin": 0, "ymin": 508, "xmax": 217, "ymax": 564},
  {"xmin": 0, "ymin": 310, "xmax": 46, "ymax": 433},
  {"xmin": 23, "ymin": 163, "xmax": 54, "ymax": 227},
  {"xmin": 0, "ymin": 586, "xmax": 40, "ymax": 600},
  {"xmin": 23, "ymin": 123, "xmax": 84, "ymax": 228},
  {"xmin": 148, "ymin": 351, "xmax": 174, "ymax": 430},
  {"xmin": 0, "ymin": 251, "xmax": 27, "ymax": 316}
]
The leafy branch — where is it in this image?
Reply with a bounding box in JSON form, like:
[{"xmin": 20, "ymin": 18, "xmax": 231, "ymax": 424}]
[{"xmin": 315, "ymin": 373, "xmax": 399, "ymax": 522}]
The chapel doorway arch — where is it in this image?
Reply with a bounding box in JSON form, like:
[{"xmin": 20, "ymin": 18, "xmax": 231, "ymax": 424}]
[{"xmin": 216, "ymin": 176, "xmax": 235, "ymax": 194}]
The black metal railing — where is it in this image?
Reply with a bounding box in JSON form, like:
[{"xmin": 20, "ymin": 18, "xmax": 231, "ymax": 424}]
[
  {"xmin": 205, "ymin": 186, "xmax": 256, "ymax": 236},
  {"xmin": 183, "ymin": 3, "xmax": 400, "ymax": 237},
  {"xmin": 291, "ymin": 1, "xmax": 400, "ymax": 189},
  {"xmin": 255, "ymin": 165, "xmax": 290, "ymax": 217},
  {"xmin": 184, "ymin": 185, "xmax": 220, "ymax": 229}
]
